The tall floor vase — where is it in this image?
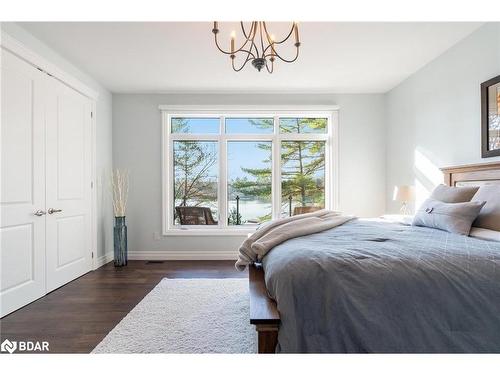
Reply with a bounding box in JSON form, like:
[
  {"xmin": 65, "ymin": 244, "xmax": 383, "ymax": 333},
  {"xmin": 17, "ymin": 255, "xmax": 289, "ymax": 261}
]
[{"xmin": 114, "ymin": 216, "xmax": 128, "ymax": 267}]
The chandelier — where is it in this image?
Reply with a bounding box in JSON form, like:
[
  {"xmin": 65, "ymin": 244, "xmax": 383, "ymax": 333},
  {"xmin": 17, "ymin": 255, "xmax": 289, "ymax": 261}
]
[{"xmin": 212, "ymin": 22, "xmax": 300, "ymax": 73}]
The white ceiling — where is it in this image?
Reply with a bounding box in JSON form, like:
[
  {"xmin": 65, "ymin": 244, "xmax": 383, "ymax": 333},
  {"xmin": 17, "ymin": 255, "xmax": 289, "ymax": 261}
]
[{"xmin": 19, "ymin": 22, "xmax": 482, "ymax": 94}]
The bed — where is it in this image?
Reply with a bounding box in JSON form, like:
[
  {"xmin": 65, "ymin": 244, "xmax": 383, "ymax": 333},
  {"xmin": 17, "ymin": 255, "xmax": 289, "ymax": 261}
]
[{"xmin": 248, "ymin": 161, "xmax": 500, "ymax": 353}]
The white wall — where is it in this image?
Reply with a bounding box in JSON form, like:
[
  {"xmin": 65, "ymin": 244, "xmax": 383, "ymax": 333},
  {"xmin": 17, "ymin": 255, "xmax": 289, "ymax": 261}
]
[
  {"xmin": 1, "ymin": 23, "xmax": 114, "ymax": 260},
  {"xmin": 385, "ymin": 23, "xmax": 500, "ymax": 213},
  {"xmin": 113, "ymin": 93, "xmax": 386, "ymax": 257}
]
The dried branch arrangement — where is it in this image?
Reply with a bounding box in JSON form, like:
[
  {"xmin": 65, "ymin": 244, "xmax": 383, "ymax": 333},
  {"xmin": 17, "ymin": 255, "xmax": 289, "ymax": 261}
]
[{"xmin": 111, "ymin": 169, "xmax": 129, "ymax": 217}]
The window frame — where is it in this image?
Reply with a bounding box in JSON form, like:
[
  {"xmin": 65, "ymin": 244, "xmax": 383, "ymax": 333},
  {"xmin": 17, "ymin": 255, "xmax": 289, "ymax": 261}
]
[{"xmin": 160, "ymin": 105, "xmax": 339, "ymax": 236}]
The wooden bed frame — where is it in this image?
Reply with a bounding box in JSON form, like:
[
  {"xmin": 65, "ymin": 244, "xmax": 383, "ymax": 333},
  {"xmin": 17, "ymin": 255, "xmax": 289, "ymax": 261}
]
[
  {"xmin": 441, "ymin": 161, "xmax": 500, "ymax": 187},
  {"xmin": 249, "ymin": 264, "xmax": 280, "ymax": 353},
  {"xmin": 249, "ymin": 161, "xmax": 500, "ymax": 353}
]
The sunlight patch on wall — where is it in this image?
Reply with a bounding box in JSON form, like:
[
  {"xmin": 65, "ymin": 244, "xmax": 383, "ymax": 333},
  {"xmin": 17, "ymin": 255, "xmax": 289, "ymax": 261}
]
[{"xmin": 414, "ymin": 148, "xmax": 442, "ymax": 209}]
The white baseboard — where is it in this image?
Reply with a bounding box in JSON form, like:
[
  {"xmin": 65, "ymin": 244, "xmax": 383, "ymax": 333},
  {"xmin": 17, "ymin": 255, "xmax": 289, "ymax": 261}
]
[
  {"xmin": 128, "ymin": 250, "xmax": 238, "ymax": 261},
  {"xmin": 94, "ymin": 251, "xmax": 114, "ymax": 269}
]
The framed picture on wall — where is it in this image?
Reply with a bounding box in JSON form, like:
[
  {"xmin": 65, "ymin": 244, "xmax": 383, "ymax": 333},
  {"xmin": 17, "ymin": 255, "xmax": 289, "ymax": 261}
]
[{"xmin": 481, "ymin": 74, "xmax": 500, "ymax": 158}]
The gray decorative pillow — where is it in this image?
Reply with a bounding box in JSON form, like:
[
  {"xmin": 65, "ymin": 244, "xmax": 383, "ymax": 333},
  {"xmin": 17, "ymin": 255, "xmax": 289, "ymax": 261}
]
[
  {"xmin": 430, "ymin": 184, "xmax": 479, "ymax": 203},
  {"xmin": 412, "ymin": 198, "xmax": 486, "ymax": 235},
  {"xmin": 472, "ymin": 184, "xmax": 500, "ymax": 231}
]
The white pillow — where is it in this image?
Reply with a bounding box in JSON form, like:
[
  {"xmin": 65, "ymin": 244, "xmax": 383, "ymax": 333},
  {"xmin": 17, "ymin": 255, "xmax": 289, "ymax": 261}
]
[
  {"xmin": 469, "ymin": 227, "xmax": 500, "ymax": 242},
  {"xmin": 471, "ymin": 185, "xmax": 500, "ymax": 231},
  {"xmin": 412, "ymin": 199, "xmax": 486, "ymax": 235}
]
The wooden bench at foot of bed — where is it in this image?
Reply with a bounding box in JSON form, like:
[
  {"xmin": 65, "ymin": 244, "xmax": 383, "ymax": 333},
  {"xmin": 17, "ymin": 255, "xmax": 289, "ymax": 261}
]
[{"xmin": 249, "ymin": 264, "xmax": 280, "ymax": 353}]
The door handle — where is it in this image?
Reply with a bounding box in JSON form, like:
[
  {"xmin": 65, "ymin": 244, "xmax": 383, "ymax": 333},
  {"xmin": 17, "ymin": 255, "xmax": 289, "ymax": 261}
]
[
  {"xmin": 48, "ymin": 208, "xmax": 63, "ymax": 214},
  {"xmin": 34, "ymin": 210, "xmax": 46, "ymax": 216}
]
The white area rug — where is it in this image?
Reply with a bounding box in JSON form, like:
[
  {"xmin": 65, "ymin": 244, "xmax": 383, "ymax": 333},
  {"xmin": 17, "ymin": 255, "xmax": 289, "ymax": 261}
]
[{"xmin": 92, "ymin": 278, "xmax": 257, "ymax": 353}]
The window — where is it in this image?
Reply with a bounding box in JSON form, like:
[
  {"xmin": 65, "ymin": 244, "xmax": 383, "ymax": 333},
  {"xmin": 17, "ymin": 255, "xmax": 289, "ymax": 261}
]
[
  {"xmin": 162, "ymin": 108, "xmax": 337, "ymax": 234},
  {"xmin": 173, "ymin": 140, "xmax": 218, "ymax": 225},
  {"xmin": 281, "ymin": 141, "xmax": 325, "ymax": 217},
  {"xmin": 228, "ymin": 141, "xmax": 272, "ymax": 225},
  {"xmin": 279, "ymin": 117, "xmax": 328, "ymax": 134},
  {"xmin": 225, "ymin": 118, "xmax": 274, "ymax": 134},
  {"xmin": 171, "ymin": 117, "xmax": 219, "ymax": 134}
]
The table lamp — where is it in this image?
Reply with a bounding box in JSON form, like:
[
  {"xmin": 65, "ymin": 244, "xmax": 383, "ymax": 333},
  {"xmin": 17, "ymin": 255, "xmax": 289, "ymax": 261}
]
[{"xmin": 393, "ymin": 185, "xmax": 415, "ymax": 215}]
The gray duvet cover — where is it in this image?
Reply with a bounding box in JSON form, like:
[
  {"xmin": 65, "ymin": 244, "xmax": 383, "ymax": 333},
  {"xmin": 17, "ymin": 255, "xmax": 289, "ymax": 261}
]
[{"xmin": 262, "ymin": 219, "xmax": 500, "ymax": 353}]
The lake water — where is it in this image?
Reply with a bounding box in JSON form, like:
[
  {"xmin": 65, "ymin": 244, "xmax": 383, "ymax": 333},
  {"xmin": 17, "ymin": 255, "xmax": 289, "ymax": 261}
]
[{"xmin": 228, "ymin": 199, "xmax": 272, "ymax": 223}]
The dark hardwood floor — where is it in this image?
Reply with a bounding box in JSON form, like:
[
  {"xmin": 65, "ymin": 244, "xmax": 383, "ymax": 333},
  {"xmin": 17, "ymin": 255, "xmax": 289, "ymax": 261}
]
[{"xmin": 0, "ymin": 260, "xmax": 246, "ymax": 353}]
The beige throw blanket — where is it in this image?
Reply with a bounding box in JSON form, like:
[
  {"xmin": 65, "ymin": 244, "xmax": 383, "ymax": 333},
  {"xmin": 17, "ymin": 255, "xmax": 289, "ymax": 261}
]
[{"xmin": 235, "ymin": 210, "xmax": 355, "ymax": 271}]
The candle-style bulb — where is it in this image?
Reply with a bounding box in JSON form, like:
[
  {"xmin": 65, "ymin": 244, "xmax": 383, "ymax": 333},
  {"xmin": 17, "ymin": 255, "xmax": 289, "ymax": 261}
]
[
  {"xmin": 270, "ymin": 34, "xmax": 276, "ymax": 56},
  {"xmin": 230, "ymin": 31, "xmax": 235, "ymax": 54},
  {"xmin": 294, "ymin": 22, "xmax": 300, "ymax": 46}
]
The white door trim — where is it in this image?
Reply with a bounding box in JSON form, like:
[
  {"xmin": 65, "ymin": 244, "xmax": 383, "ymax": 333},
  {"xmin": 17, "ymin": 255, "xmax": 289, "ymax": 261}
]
[
  {"xmin": 1, "ymin": 34, "xmax": 99, "ymax": 272},
  {"xmin": 90, "ymin": 101, "xmax": 98, "ymax": 270},
  {"xmin": 0, "ymin": 31, "xmax": 99, "ymax": 100}
]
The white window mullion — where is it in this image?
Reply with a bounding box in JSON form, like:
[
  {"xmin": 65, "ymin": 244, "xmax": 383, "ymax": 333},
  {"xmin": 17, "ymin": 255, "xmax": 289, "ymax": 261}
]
[
  {"xmin": 219, "ymin": 116, "xmax": 227, "ymax": 228},
  {"xmin": 330, "ymin": 113, "xmax": 339, "ymax": 211},
  {"xmin": 166, "ymin": 113, "xmax": 175, "ymax": 231},
  {"xmin": 272, "ymin": 115, "xmax": 281, "ymax": 219},
  {"xmin": 162, "ymin": 112, "xmax": 170, "ymax": 233},
  {"xmin": 324, "ymin": 129, "xmax": 332, "ymax": 212},
  {"xmin": 169, "ymin": 137, "xmax": 175, "ymax": 230},
  {"xmin": 278, "ymin": 133, "xmax": 328, "ymax": 142},
  {"xmin": 170, "ymin": 134, "xmax": 219, "ymax": 141}
]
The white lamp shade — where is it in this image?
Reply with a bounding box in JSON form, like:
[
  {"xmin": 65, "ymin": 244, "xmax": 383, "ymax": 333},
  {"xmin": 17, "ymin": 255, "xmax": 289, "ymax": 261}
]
[{"xmin": 393, "ymin": 185, "xmax": 415, "ymax": 202}]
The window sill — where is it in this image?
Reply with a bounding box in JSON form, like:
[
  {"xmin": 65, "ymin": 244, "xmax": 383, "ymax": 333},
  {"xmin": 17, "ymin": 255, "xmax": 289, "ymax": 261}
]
[{"xmin": 163, "ymin": 227, "xmax": 257, "ymax": 236}]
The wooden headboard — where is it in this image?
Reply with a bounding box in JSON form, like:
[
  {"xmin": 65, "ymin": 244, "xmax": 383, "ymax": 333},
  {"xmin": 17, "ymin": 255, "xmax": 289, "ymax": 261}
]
[{"xmin": 441, "ymin": 161, "xmax": 500, "ymax": 187}]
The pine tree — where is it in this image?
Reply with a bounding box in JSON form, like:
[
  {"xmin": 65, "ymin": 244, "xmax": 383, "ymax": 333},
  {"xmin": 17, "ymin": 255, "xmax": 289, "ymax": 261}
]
[
  {"xmin": 172, "ymin": 119, "xmax": 218, "ymax": 212},
  {"xmin": 231, "ymin": 118, "xmax": 326, "ymax": 215}
]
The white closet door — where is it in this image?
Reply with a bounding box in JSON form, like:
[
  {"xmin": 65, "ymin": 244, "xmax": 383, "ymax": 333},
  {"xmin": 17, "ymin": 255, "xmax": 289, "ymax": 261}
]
[
  {"xmin": 45, "ymin": 77, "xmax": 92, "ymax": 292},
  {"xmin": 1, "ymin": 49, "xmax": 47, "ymax": 317}
]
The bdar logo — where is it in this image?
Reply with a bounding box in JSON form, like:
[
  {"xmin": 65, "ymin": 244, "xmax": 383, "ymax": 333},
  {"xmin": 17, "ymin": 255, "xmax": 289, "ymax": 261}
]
[{"xmin": 1, "ymin": 339, "xmax": 17, "ymax": 354}]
